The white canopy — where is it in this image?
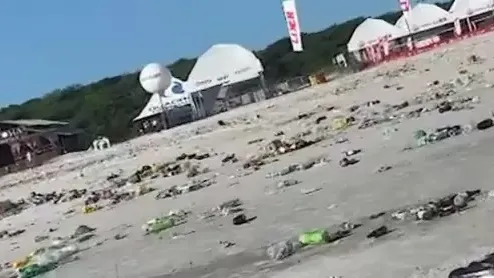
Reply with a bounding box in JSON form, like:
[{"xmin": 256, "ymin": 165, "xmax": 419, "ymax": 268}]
[
  {"xmin": 133, "ymin": 78, "xmax": 191, "ymax": 121},
  {"xmin": 396, "ymin": 3, "xmax": 453, "ymax": 33},
  {"xmin": 187, "ymin": 44, "xmax": 264, "ymax": 92},
  {"xmin": 347, "ymin": 18, "xmax": 406, "ymax": 52},
  {"xmin": 449, "ymin": 0, "xmax": 493, "ymax": 18}
]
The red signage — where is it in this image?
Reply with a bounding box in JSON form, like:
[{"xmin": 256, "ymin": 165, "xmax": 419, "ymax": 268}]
[{"xmin": 285, "ymin": 11, "xmax": 299, "ymax": 43}]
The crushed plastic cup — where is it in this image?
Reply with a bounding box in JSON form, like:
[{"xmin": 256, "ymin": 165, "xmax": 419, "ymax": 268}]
[
  {"xmin": 266, "ymin": 239, "xmax": 302, "ymax": 260},
  {"xmin": 31, "ymin": 244, "xmax": 79, "ymax": 266}
]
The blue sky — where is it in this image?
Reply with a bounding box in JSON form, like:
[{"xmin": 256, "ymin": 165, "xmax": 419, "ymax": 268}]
[{"xmin": 0, "ymin": 0, "xmax": 399, "ymax": 105}]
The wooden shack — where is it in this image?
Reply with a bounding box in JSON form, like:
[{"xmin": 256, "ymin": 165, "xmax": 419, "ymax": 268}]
[{"xmin": 0, "ymin": 119, "xmax": 86, "ymax": 172}]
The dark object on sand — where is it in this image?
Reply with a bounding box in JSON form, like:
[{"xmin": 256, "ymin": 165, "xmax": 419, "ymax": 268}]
[
  {"xmin": 438, "ymin": 102, "xmax": 452, "ymax": 113},
  {"xmin": 233, "ymin": 214, "xmax": 247, "ymax": 225},
  {"xmin": 232, "ymin": 214, "xmax": 256, "ymax": 225},
  {"xmin": 315, "ymin": 116, "xmax": 327, "ymax": 124},
  {"xmin": 339, "ymin": 157, "xmax": 359, "ymax": 167},
  {"xmin": 449, "ymin": 252, "xmax": 494, "ymax": 277},
  {"xmin": 366, "ymin": 225, "xmax": 391, "ymax": 239},
  {"xmin": 476, "ymin": 118, "xmax": 493, "ymax": 130},
  {"xmin": 72, "ymin": 225, "xmax": 96, "ymax": 238}
]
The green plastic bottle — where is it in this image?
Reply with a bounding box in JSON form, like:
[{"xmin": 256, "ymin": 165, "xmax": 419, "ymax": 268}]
[
  {"xmin": 19, "ymin": 262, "xmax": 57, "ymax": 278},
  {"xmin": 298, "ymin": 229, "xmax": 330, "ymax": 245},
  {"xmin": 148, "ymin": 217, "xmax": 175, "ymax": 234}
]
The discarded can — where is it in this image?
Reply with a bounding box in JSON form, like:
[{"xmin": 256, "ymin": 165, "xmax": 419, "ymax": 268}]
[{"xmin": 298, "ymin": 229, "xmax": 329, "ymax": 245}]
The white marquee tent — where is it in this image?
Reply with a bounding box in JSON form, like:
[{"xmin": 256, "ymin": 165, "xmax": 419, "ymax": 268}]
[
  {"xmin": 133, "ymin": 78, "xmax": 191, "ymax": 121},
  {"xmin": 395, "ymin": 3, "xmax": 453, "ymax": 33},
  {"xmin": 187, "ymin": 44, "xmax": 264, "ymax": 92},
  {"xmin": 449, "ymin": 0, "xmax": 494, "ymax": 18},
  {"xmin": 347, "ymin": 18, "xmax": 406, "ymax": 52}
]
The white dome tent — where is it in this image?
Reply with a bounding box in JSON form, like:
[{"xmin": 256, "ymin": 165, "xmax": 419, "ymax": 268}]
[
  {"xmin": 188, "ymin": 44, "xmax": 264, "ymax": 91},
  {"xmin": 449, "ymin": 0, "xmax": 494, "ymax": 18},
  {"xmin": 187, "ymin": 44, "xmax": 266, "ymax": 117},
  {"xmin": 347, "ymin": 18, "xmax": 406, "ymax": 52},
  {"xmin": 395, "ymin": 3, "xmax": 453, "ymax": 33}
]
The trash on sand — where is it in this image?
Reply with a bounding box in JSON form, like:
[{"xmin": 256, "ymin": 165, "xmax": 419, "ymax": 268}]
[
  {"xmin": 331, "ymin": 117, "xmax": 352, "ymax": 130},
  {"xmin": 266, "ymin": 239, "xmax": 302, "ymax": 260},
  {"xmin": 344, "ymin": 149, "xmax": 361, "ymax": 156},
  {"xmin": 14, "ymin": 242, "xmax": 80, "ymax": 277},
  {"xmin": 367, "ymin": 225, "xmax": 391, "ymax": 239},
  {"xmin": 414, "ymin": 125, "xmax": 465, "ymax": 147},
  {"xmin": 219, "ymin": 240, "xmax": 235, "ymax": 248},
  {"xmin": 298, "ymin": 229, "xmax": 330, "ymax": 245},
  {"xmin": 218, "ymin": 199, "xmax": 243, "ymax": 216},
  {"xmin": 142, "ymin": 211, "xmax": 188, "ymax": 234},
  {"xmin": 301, "ymin": 187, "xmax": 322, "ymax": 195},
  {"xmin": 339, "ymin": 157, "xmax": 359, "ymax": 167},
  {"xmin": 71, "ymin": 225, "xmax": 96, "ymax": 238},
  {"xmin": 277, "ymin": 179, "xmax": 300, "ymax": 188},
  {"xmin": 448, "ymin": 252, "xmax": 494, "ymax": 278},
  {"xmin": 82, "ymin": 204, "xmax": 100, "ymax": 214},
  {"xmin": 266, "ymin": 224, "xmax": 354, "ymax": 261},
  {"xmin": 18, "ymin": 262, "xmax": 57, "ymax": 278},
  {"xmin": 376, "ymin": 165, "xmax": 392, "ymax": 173},
  {"xmin": 142, "ymin": 217, "xmax": 175, "ymax": 234},
  {"xmin": 476, "ymin": 118, "xmax": 493, "ymax": 130},
  {"xmin": 233, "ymin": 213, "xmax": 256, "ymax": 225}
]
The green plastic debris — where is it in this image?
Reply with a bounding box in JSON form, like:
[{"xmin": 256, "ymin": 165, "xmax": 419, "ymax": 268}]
[
  {"xmin": 143, "ymin": 217, "xmax": 176, "ymax": 234},
  {"xmin": 414, "ymin": 129, "xmax": 427, "ymax": 140},
  {"xmin": 19, "ymin": 262, "xmax": 57, "ymax": 278},
  {"xmin": 298, "ymin": 229, "xmax": 330, "ymax": 245}
]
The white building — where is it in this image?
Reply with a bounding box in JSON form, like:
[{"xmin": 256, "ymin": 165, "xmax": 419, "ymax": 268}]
[
  {"xmin": 395, "ymin": 3, "xmax": 453, "ymax": 33},
  {"xmin": 186, "ymin": 44, "xmax": 266, "ymax": 117}
]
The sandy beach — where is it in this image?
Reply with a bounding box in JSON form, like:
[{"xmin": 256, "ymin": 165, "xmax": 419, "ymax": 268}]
[{"xmin": 2, "ymin": 33, "xmax": 494, "ymax": 278}]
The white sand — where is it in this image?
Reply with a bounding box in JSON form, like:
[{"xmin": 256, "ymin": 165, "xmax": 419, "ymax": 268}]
[{"xmin": 3, "ymin": 34, "xmax": 494, "ymax": 278}]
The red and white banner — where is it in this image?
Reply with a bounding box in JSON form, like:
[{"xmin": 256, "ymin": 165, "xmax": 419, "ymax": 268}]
[
  {"xmin": 282, "ymin": 0, "xmax": 303, "ymax": 52},
  {"xmin": 399, "ymin": 0, "xmax": 411, "ymax": 15}
]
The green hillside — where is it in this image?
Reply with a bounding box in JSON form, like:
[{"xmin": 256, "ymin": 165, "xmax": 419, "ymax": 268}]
[{"xmin": 0, "ymin": 1, "xmax": 452, "ymax": 143}]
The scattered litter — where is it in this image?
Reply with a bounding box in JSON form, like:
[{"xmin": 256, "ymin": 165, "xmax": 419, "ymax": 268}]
[
  {"xmin": 277, "ymin": 179, "xmax": 300, "ymax": 188},
  {"xmin": 266, "ymin": 239, "xmax": 302, "ymax": 260},
  {"xmin": 476, "ymin": 118, "xmax": 493, "ymax": 130},
  {"xmin": 449, "ymin": 251, "xmax": 494, "ymax": 277},
  {"xmin": 219, "ymin": 240, "xmax": 235, "ymax": 248},
  {"xmin": 142, "ymin": 211, "xmax": 189, "ymax": 234},
  {"xmin": 367, "ymin": 226, "xmax": 391, "ymax": 239},
  {"xmin": 298, "ymin": 229, "xmax": 330, "ymax": 245},
  {"xmin": 343, "ymin": 149, "xmax": 361, "ymax": 156},
  {"xmin": 339, "ymin": 157, "xmax": 359, "ymax": 167},
  {"xmin": 301, "ymin": 188, "xmax": 322, "ymax": 195},
  {"xmin": 232, "ymin": 213, "xmax": 256, "ymax": 225},
  {"xmin": 376, "ymin": 165, "xmax": 392, "ymax": 173}
]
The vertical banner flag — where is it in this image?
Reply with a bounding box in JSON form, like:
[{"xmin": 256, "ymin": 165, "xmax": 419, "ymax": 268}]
[
  {"xmin": 282, "ymin": 0, "xmax": 303, "ymax": 52},
  {"xmin": 399, "ymin": 0, "xmax": 411, "ymax": 16}
]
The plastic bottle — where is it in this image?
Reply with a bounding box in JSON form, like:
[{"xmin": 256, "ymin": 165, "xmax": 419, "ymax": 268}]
[
  {"xmin": 19, "ymin": 262, "xmax": 57, "ymax": 278},
  {"xmin": 298, "ymin": 229, "xmax": 330, "ymax": 245},
  {"xmin": 145, "ymin": 217, "xmax": 175, "ymax": 234}
]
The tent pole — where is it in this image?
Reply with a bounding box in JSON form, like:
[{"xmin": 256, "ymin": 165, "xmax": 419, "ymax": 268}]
[{"xmin": 158, "ymin": 92, "xmax": 168, "ymax": 130}]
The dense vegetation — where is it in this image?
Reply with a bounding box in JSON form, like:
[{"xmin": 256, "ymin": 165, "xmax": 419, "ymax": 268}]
[{"xmin": 0, "ymin": 1, "xmax": 452, "ymax": 143}]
